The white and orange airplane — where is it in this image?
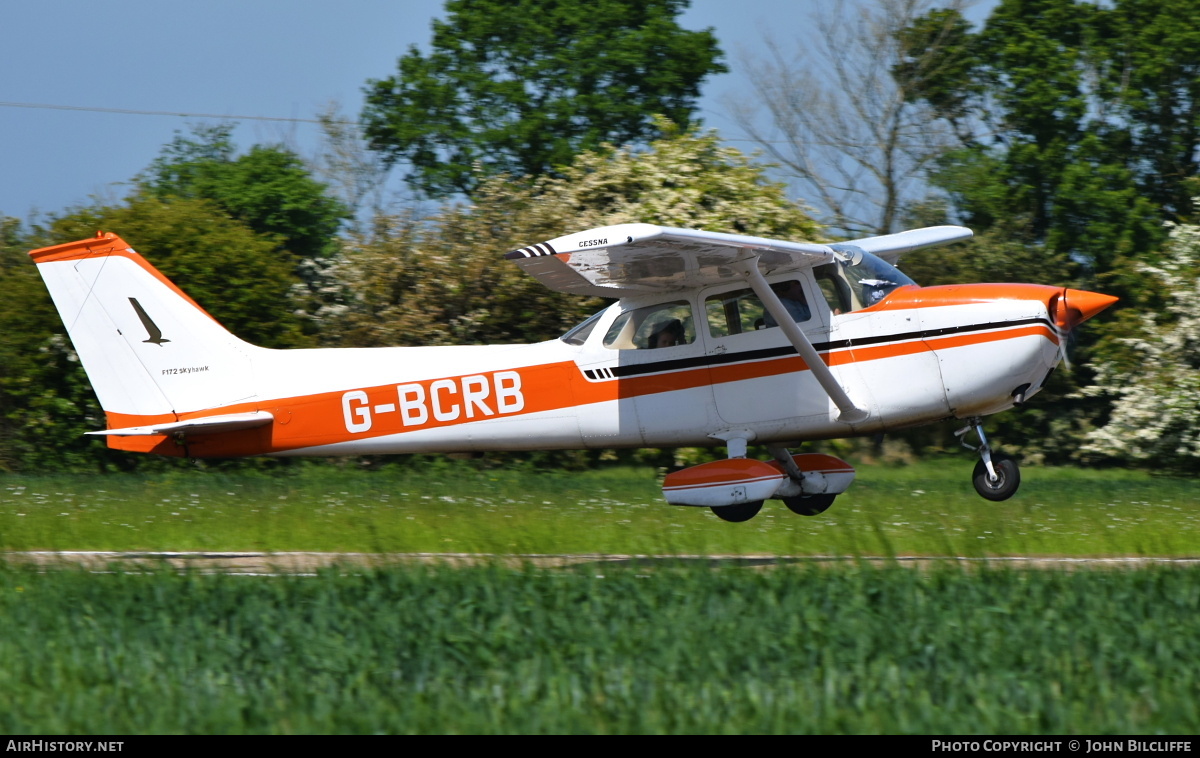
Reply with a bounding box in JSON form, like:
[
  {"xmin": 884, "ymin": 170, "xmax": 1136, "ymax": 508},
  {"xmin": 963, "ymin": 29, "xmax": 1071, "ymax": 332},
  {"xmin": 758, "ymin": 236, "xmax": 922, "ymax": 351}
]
[{"xmin": 30, "ymin": 224, "xmax": 1116, "ymax": 522}]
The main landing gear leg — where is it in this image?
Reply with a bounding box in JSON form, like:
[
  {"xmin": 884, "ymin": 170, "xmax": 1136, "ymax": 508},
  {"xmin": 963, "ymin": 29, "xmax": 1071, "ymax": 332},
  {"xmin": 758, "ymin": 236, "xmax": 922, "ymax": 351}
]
[
  {"xmin": 708, "ymin": 432, "xmax": 764, "ymax": 523},
  {"xmin": 767, "ymin": 444, "xmax": 837, "ymax": 516},
  {"xmin": 956, "ymin": 417, "xmax": 1020, "ymax": 501}
]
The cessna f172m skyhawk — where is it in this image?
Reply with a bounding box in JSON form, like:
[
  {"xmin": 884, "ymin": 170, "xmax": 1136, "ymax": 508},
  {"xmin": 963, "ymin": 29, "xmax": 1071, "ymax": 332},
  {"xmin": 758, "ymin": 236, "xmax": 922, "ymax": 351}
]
[{"xmin": 31, "ymin": 224, "xmax": 1116, "ymax": 522}]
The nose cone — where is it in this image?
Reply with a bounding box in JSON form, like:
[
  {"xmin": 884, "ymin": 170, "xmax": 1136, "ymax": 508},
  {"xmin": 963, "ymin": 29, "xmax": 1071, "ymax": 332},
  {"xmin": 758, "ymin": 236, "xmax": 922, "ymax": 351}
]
[{"xmin": 1056, "ymin": 289, "xmax": 1118, "ymax": 330}]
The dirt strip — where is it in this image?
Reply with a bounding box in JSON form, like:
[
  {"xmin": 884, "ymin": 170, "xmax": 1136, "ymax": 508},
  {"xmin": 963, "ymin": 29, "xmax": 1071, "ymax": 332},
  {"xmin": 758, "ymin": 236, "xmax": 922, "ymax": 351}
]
[{"xmin": 4, "ymin": 551, "xmax": 1200, "ymax": 574}]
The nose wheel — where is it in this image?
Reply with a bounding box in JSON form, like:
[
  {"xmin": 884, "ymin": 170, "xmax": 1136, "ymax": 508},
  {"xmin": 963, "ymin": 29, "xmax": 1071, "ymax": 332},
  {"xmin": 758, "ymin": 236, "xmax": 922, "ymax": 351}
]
[{"xmin": 957, "ymin": 419, "xmax": 1021, "ymax": 501}]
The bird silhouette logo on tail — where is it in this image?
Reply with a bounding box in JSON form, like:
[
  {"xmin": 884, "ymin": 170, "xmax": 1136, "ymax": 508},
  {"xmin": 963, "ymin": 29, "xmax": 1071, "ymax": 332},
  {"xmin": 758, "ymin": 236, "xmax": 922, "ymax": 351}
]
[{"xmin": 129, "ymin": 298, "xmax": 170, "ymax": 346}]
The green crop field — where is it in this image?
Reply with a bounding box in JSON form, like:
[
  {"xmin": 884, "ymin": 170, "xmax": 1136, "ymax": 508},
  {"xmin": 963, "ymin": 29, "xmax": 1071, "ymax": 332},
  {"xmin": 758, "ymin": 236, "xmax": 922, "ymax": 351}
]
[{"xmin": 1, "ymin": 561, "xmax": 1198, "ymax": 734}]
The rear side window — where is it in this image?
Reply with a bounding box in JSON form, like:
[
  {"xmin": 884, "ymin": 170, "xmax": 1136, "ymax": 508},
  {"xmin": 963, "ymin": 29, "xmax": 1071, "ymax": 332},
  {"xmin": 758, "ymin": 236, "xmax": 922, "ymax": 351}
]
[{"xmin": 560, "ymin": 309, "xmax": 605, "ymax": 345}]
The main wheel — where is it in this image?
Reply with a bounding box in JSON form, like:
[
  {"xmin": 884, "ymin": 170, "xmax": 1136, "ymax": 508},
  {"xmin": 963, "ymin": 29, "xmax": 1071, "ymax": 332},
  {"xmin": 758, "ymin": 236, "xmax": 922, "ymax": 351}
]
[
  {"xmin": 972, "ymin": 455, "xmax": 1020, "ymax": 501},
  {"xmin": 710, "ymin": 500, "xmax": 764, "ymax": 522},
  {"xmin": 782, "ymin": 493, "xmax": 836, "ymax": 516}
]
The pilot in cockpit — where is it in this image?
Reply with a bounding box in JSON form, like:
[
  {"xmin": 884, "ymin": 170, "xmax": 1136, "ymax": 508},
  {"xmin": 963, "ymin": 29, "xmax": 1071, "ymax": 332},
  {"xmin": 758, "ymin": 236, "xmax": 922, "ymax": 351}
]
[{"xmin": 763, "ymin": 279, "xmax": 811, "ymax": 326}]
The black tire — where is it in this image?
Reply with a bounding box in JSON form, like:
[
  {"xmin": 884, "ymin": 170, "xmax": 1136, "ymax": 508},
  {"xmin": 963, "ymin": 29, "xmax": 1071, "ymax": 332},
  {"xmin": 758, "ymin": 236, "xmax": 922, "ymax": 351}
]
[
  {"xmin": 782, "ymin": 493, "xmax": 836, "ymax": 516},
  {"xmin": 710, "ymin": 500, "xmax": 764, "ymax": 522},
  {"xmin": 972, "ymin": 455, "xmax": 1020, "ymax": 501}
]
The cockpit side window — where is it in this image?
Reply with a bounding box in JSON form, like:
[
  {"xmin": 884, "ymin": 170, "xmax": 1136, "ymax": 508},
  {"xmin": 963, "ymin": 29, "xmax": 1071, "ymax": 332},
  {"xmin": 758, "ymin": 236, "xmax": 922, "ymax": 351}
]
[
  {"xmin": 705, "ymin": 280, "xmax": 811, "ymax": 337},
  {"xmin": 762, "ymin": 279, "xmax": 812, "ymax": 327},
  {"xmin": 705, "ymin": 287, "xmax": 765, "ymax": 337},
  {"xmin": 603, "ymin": 301, "xmax": 695, "ymax": 350}
]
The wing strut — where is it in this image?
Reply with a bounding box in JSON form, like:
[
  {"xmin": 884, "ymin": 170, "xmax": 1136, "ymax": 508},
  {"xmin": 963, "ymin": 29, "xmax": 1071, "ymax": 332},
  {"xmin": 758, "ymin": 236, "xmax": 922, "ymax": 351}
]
[{"xmin": 733, "ymin": 256, "xmax": 869, "ymax": 424}]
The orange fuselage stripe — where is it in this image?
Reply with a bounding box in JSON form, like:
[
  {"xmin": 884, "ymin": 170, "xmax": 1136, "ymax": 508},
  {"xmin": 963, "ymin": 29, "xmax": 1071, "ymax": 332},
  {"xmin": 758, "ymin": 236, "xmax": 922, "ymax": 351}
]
[{"xmin": 107, "ymin": 320, "xmax": 1055, "ymax": 457}]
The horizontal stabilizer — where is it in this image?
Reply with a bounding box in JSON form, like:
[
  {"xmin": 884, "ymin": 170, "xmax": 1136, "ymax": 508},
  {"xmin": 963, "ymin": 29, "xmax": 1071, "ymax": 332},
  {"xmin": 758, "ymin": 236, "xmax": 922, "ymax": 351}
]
[{"xmin": 87, "ymin": 411, "xmax": 274, "ymax": 437}]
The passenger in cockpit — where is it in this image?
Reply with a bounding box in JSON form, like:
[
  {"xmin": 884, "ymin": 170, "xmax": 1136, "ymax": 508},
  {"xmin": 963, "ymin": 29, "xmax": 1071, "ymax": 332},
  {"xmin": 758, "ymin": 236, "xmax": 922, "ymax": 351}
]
[{"xmin": 649, "ymin": 319, "xmax": 685, "ymax": 348}]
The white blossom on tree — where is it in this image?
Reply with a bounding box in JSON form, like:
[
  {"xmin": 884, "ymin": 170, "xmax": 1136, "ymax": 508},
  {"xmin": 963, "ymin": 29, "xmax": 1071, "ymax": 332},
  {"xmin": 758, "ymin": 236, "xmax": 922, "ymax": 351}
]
[
  {"xmin": 330, "ymin": 122, "xmax": 820, "ymax": 349},
  {"xmin": 1081, "ymin": 219, "xmax": 1200, "ymax": 467}
]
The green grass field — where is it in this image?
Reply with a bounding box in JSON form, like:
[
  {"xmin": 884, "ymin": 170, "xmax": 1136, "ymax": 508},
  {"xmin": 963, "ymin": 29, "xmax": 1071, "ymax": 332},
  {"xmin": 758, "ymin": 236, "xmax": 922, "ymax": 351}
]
[{"xmin": 1, "ymin": 459, "xmax": 1196, "ymax": 556}]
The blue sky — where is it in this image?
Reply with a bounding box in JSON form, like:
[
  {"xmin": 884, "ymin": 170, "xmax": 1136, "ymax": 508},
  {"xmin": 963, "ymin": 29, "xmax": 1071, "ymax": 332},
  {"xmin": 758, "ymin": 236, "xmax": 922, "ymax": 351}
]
[{"xmin": 0, "ymin": 1, "xmax": 991, "ymax": 221}]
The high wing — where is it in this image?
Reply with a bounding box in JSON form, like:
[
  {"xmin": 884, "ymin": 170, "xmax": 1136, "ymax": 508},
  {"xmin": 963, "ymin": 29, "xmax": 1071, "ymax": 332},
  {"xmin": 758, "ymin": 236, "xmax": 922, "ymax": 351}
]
[
  {"xmin": 506, "ymin": 223, "xmax": 972, "ymax": 295},
  {"xmin": 505, "ymin": 223, "xmax": 837, "ymax": 297},
  {"xmin": 507, "ymin": 222, "xmax": 972, "ymax": 425},
  {"xmin": 847, "ymin": 225, "xmax": 973, "ymax": 265}
]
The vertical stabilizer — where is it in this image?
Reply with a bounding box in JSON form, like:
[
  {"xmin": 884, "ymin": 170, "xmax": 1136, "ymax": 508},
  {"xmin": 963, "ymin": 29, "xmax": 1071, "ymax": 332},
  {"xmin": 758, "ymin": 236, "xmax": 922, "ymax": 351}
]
[{"xmin": 29, "ymin": 233, "xmax": 260, "ymax": 423}]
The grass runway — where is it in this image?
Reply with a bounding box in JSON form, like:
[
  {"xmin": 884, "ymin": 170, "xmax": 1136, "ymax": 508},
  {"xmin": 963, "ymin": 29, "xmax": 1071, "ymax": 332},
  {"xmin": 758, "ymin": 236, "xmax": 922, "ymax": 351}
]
[{"xmin": 1, "ymin": 459, "xmax": 1196, "ymax": 556}]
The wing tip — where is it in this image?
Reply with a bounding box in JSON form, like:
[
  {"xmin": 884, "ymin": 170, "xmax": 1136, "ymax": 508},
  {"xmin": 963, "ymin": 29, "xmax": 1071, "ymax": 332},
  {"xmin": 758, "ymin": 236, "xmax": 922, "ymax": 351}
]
[{"xmin": 504, "ymin": 241, "xmax": 559, "ymax": 260}]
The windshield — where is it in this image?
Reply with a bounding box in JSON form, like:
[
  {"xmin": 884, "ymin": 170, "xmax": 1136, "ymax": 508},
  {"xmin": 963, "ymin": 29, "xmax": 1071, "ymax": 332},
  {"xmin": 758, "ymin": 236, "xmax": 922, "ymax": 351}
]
[{"xmin": 816, "ymin": 246, "xmax": 916, "ymax": 312}]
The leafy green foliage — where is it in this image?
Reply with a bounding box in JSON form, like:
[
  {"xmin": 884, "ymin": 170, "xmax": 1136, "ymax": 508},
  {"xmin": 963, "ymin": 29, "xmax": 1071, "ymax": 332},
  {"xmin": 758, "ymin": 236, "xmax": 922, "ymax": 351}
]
[
  {"xmin": 1095, "ymin": 0, "xmax": 1200, "ymax": 223},
  {"xmin": 361, "ymin": 0, "xmax": 726, "ymax": 197},
  {"xmin": 892, "ymin": 7, "xmax": 982, "ymax": 139},
  {"xmin": 141, "ymin": 125, "xmax": 352, "ymax": 334},
  {"xmin": 898, "ymin": 0, "xmax": 1192, "ymax": 295},
  {"xmin": 143, "ymin": 125, "xmax": 349, "ymax": 261}
]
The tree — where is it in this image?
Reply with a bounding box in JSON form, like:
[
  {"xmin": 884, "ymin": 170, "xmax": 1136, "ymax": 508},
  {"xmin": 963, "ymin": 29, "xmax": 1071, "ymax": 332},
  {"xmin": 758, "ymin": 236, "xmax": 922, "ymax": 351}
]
[
  {"xmin": 361, "ymin": 0, "xmax": 726, "ymax": 197},
  {"xmin": 141, "ymin": 125, "xmax": 353, "ymax": 333},
  {"xmin": 0, "ymin": 197, "xmax": 310, "ymax": 473},
  {"xmin": 727, "ymin": 0, "xmax": 961, "ymax": 235},
  {"xmin": 1097, "ymin": 0, "xmax": 1200, "ymax": 224},
  {"xmin": 1080, "ymin": 220, "xmax": 1200, "ymax": 471},
  {"xmin": 142, "ymin": 125, "xmax": 350, "ymax": 262},
  {"xmin": 330, "ymin": 122, "xmax": 819, "ymax": 349},
  {"xmin": 898, "ymin": 0, "xmax": 1192, "ymax": 287}
]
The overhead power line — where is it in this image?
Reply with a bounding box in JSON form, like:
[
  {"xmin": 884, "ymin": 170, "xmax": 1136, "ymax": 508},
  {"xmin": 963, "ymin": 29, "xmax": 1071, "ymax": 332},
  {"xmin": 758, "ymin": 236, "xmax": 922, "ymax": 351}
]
[
  {"xmin": 0, "ymin": 100, "xmax": 357, "ymax": 125},
  {"xmin": 1, "ymin": 99, "xmax": 935, "ymax": 148}
]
